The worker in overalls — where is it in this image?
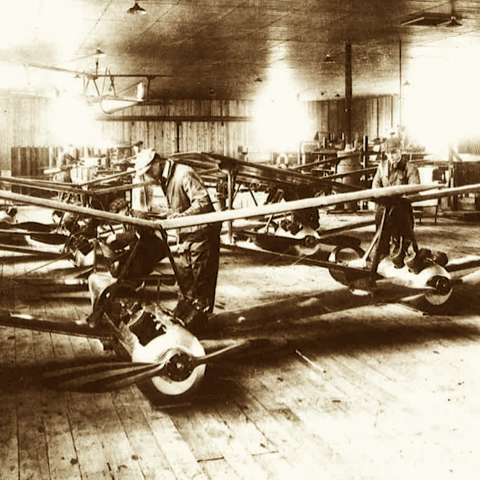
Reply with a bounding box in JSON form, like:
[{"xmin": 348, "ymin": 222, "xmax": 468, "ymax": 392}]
[
  {"xmin": 135, "ymin": 149, "xmax": 221, "ymax": 334},
  {"xmin": 371, "ymin": 136, "xmax": 420, "ymax": 270}
]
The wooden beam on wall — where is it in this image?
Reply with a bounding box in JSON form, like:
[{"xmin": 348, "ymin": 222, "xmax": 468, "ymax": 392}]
[{"xmin": 96, "ymin": 115, "xmax": 253, "ymax": 122}]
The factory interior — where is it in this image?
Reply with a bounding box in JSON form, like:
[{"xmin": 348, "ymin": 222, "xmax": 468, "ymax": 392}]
[{"xmin": 3, "ymin": 1, "xmax": 480, "ymax": 479}]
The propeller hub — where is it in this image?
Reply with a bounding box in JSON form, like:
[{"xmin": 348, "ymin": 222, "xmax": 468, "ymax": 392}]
[
  {"xmin": 303, "ymin": 235, "xmax": 317, "ymax": 249},
  {"xmin": 427, "ymin": 275, "xmax": 452, "ymax": 296},
  {"xmin": 165, "ymin": 351, "xmax": 194, "ymax": 382}
]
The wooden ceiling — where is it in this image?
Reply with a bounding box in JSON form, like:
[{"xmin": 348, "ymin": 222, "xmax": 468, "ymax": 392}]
[{"xmin": 3, "ymin": 0, "xmax": 480, "ymax": 102}]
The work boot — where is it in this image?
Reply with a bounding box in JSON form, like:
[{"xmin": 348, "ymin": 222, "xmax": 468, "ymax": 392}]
[
  {"xmin": 406, "ymin": 248, "xmax": 432, "ymax": 274},
  {"xmin": 173, "ymin": 299, "xmax": 208, "ymax": 335},
  {"xmin": 390, "ymin": 237, "xmax": 407, "ymax": 268},
  {"xmin": 172, "ymin": 298, "xmax": 193, "ymax": 320},
  {"xmin": 405, "ymin": 251, "xmax": 422, "ymax": 275},
  {"xmin": 181, "ymin": 308, "xmax": 208, "ymax": 336},
  {"xmin": 432, "ymin": 250, "xmax": 448, "ymax": 267}
]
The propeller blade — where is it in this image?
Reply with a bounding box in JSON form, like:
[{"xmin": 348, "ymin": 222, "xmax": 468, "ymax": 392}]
[
  {"xmin": 42, "ymin": 339, "xmax": 286, "ymax": 392},
  {"xmin": 194, "ymin": 338, "xmax": 287, "ymax": 366},
  {"xmin": 43, "ymin": 360, "xmax": 152, "ymax": 379},
  {"xmin": 92, "ymin": 363, "xmax": 166, "ymax": 392},
  {"xmin": 43, "ymin": 361, "xmax": 163, "ymax": 392},
  {"xmin": 192, "ymin": 339, "xmax": 258, "ymax": 366}
]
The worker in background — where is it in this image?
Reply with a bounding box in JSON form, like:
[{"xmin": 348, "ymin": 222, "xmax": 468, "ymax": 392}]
[
  {"xmin": 135, "ymin": 149, "xmax": 221, "ymax": 334},
  {"xmin": 132, "ymin": 141, "xmax": 143, "ymax": 156},
  {"xmin": 54, "ymin": 144, "xmax": 78, "ymax": 183},
  {"xmin": 131, "ymin": 141, "xmax": 154, "ymax": 212},
  {"xmin": 371, "ymin": 136, "xmax": 420, "ymax": 271},
  {"xmin": 372, "ymin": 137, "xmax": 420, "ymax": 189}
]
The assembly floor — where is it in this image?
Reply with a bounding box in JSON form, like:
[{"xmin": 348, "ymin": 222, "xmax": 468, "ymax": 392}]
[{"xmin": 1, "ymin": 208, "xmax": 480, "ymax": 480}]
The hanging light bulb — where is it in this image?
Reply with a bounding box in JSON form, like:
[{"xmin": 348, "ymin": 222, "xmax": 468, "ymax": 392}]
[{"xmin": 127, "ymin": 2, "xmax": 147, "ymax": 15}]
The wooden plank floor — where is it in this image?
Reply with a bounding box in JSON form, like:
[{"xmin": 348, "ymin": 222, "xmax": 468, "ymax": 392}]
[{"xmin": 2, "ymin": 209, "xmax": 480, "ymax": 479}]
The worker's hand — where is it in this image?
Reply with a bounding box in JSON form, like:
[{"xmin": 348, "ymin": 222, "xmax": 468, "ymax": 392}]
[
  {"xmin": 168, "ymin": 212, "xmax": 185, "ymax": 219},
  {"xmin": 106, "ymin": 233, "xmax": 117, "ymax": 246},
  {"xmin": 155, "ymin": 208, "xmax": 171, "ymax": 220},
  {"xmin": 130, "ymin": 209, "xmax": 149, "ymax": 220}
]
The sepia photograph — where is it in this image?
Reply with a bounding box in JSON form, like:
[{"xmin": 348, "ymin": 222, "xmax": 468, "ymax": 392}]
[{"xmin": 0, "ymin": 1, "xmax": 480, "ymax": 479}]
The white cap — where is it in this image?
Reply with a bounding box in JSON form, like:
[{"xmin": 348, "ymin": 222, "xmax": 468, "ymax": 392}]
[{"xmin": 135, "ymin": 148, "xmax": 156, "ymax": 174}]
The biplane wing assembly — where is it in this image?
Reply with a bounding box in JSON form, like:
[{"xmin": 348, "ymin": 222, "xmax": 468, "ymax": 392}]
[
  {"xmin": 161, "ymin": 151, "xmax": 386, "ymax": 255},
  {"xmin": 1, "ymin": 181, "xmax": 480, "ymax": 399},
  {"xmin": 168, "ymin": 151, "xmax": 361, "ymax": 193},
  {"xmin": 0, "ymin": 150, "xmax": 371, "ymax": 260},
  {"xmin": 0, "ymin": 168, "xmax": 155, "ymax": 264}
]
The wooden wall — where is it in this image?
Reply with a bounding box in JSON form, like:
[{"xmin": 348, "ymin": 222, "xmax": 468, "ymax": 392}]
[
  {"xmin": 312, "ymin": 95, "xmax": 400, "ymax": 144},
  {"xmin": 0, "ymin": 96, "xmax": 54, "ymax": 172},
  {"xmin": 98, "ymin": 96, "xmax": 399, "ymax": 155},
  {"xmin": 0, "ymin": 94, "xmax": 399, "ymax": 174},
  {"xmin": 97, "ymin": 100, "xmax": 253, "ymax": 157}
]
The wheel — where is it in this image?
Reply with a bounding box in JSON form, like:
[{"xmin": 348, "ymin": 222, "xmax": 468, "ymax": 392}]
[
  {"xmin": 424, "ymin": 274, "xmax": 453, "ymax": 306},
  {"xmin": 132, "ymin": 323, "xmax": 206, "ymax": 397},
  {"xmin": 293, "ymin": 234, "xmax": 322, "ymax": 256},
  {"xmin": 328, "ymin": 243, "xmax": 366, "ymax": 286}
]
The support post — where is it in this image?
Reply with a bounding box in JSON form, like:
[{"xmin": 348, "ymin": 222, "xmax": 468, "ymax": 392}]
[
  {"xmin": 344, "ymin": 40, "xmax": 352, "ymax": 146},
  {"xmin": 227, "ymin": 169, "xmax": 234, "ymax": 244}
]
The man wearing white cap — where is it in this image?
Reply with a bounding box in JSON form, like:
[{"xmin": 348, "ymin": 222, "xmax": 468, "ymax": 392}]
[
  {"xmin": 371, "ymin": 136, "xmax": 420, "ymax": 271},
  {"xmin": 372, "ymin": 137, "xmax": 419, "ymax": 189},
  {"xmin": 135, "ymin": 149, "xmax": 221, "ymax": 334}
]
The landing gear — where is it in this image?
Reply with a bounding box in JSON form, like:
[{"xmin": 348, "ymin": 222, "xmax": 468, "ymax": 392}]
[
  {"xmin": 328, "ymin": 240, "xmax": 366, "ymax": 287},
  {"xmin": 89, "ymin": 290, "xmax": 207, "ymax": 397},
  {"xmin": 423, "ymin": 272, "xmax": 453, "ymax": 306},
  {"xmin": 326, "ymin": 201, "xmax": 454, "ymax": 306},
  {"xmin": 292, "ymin": 233, "xmax": 322, "ymax": 256}
]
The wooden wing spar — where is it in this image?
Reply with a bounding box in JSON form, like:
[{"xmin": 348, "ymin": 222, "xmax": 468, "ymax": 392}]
[
  {"xmin": 0, "ymin": 183, "xmax": 446, "ymax": 232},
  {"xmin": 0, "ymin": 151, "xmax": 363, "ymax": 213},
  {"xmin": 0, "ymin": 171, "xmax": 156, "ymax": 199},
  {"xmin": 169, "ymin": 152, "xmax": 361, "ymax": 193}
]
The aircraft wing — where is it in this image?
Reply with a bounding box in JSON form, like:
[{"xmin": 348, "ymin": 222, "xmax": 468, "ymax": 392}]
[
  {"xmin": 205, "ymin": 280, "xmax": 435, "ymax": 341},
  {"xmin": 24, "ymin": 62, "xmax": 172, "ymax": 80},
  {"xmin": 0, "ymin": 183, "xmax": 439, "ymax": 232},
  {"xmin": 0, "ymin": 170, "xmax": 146, "ymax": 197},
  {"xmin": 445, "ymin": 255, "xmax": 480, "ymax": 280},
  {"xmin": 0, "ymin": 175, "xmax": 94, "ymax": 196},
  {"xmin": 3, "ymin": 181, "xmax": 480, "ymax": 233},
  {"xmin": 407, "ymin": 183, "xmax": 480, "ymax": 204}
]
